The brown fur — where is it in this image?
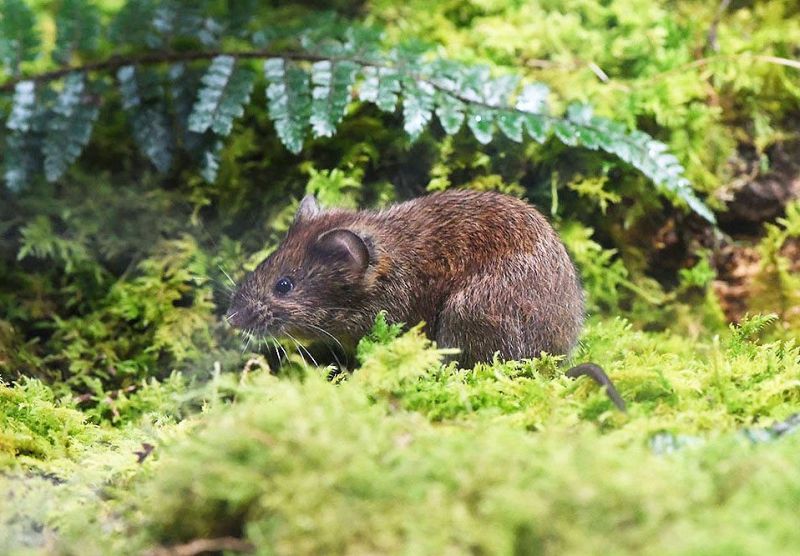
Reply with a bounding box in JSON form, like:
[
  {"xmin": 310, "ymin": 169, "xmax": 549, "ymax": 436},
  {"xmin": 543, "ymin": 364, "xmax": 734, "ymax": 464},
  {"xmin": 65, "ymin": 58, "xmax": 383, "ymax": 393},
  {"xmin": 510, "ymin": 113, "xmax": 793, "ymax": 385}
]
[{"xmin": 227, "ymin": 190, "xmax": 585, "ymax": 367}]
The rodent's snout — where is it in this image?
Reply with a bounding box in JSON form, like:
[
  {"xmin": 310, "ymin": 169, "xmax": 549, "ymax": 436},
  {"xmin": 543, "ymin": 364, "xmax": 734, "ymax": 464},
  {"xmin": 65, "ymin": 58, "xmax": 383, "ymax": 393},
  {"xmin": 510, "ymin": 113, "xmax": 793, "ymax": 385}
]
[
  {"xmin": 225, "ymin": 306, "xmax": 254, "ymax": 329},
  {"xmin": 225, "ymin": 303, "xmax": 268, "ymax": 331}
]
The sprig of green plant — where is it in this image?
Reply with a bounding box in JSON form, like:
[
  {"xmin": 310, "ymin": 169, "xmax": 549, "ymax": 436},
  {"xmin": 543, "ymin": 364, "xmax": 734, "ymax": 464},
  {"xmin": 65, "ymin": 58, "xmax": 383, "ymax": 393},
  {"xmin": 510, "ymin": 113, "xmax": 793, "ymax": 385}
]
[{"xmin": 0, "ymin": 1, "xmax": 714, "ymax": 221}]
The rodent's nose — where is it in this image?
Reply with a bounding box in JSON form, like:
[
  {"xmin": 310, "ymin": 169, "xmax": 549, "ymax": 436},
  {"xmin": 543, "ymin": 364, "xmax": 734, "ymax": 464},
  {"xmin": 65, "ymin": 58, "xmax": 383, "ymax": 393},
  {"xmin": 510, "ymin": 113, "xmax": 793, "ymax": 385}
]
[{"xmin": 225, "ymin": 306, "xmax": 256, "ymax": 329}]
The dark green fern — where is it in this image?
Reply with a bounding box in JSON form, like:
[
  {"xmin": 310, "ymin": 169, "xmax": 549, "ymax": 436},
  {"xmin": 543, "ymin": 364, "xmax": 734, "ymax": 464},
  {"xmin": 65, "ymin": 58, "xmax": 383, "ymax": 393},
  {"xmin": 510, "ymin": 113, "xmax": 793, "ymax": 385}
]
[{"xmin": 0, "ymin": 1, "xmax": 714, "ymax": 222}]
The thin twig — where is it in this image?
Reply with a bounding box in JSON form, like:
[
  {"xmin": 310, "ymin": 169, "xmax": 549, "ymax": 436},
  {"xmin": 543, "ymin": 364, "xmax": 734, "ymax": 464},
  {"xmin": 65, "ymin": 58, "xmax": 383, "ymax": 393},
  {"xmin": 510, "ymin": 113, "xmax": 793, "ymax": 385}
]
[
  {"xmin": 587, "ymin": 61, "xmax": 609, "ymax": 83},
  {"xmin": 605, "ymin": 53, "xmax": 800, "ymax": 92},
  {"xmin": 706, "ymin": 0, "xmax": 732, "ymax": 53},
  {"xmin": 146, "ymin": 537, "xmax": 254, "ymax": 556},
  {"xmin": 0, "ymin": 48, "xmax": 389, "ymax": 92}
]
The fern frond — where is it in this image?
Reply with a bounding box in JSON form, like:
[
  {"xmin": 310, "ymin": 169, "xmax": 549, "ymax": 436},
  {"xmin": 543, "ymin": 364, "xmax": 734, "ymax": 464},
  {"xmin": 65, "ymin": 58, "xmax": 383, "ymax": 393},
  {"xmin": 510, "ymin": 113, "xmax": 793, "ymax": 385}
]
[
  {"xmin": 264, "ymin": 57, "xmax": 311, "ymax": 154},
  {"xmin": 431, "ymin": 77, "xmax": 712, "ymax": 221},
  {"xmin": 188, "ymin": 56, "xmax": 255, "ymax": 137},
  {"xmin": 53, "ymin": 0, "xmax": 100, "ymax": 65},
  {"xmin": 199, "ymin": 138, "xmax": 223, "ymax": 183},
  {"xmin": 434, "ymin": 92, "xmax": 465, "ymax": 135},
  {"xmin": 0, "ymin": 0, "xmax": 39, "ymax": 74},
  {"xmin": 117, "ymin": 66, "xmax": 174, "ymax": 173},
  {"xmin": 310, "ymin": 59, "xmax": 358, "ymax": 137},
  {"xmin": 402, "ymin": 78, "xmax": 434, "ymax": 141},
  {"xmin": 3, "ymin": 80, "xmax": 39, "ymax": 190},
  {"xmin": 515, "ymin": 83, "xmax": 551, "ymax": 142},
  {"xmin": 466, "ymin": 105, "xmax": 494, "ymax": 145},
  {"xmin": 42, "ymin": 73, "xmax": 99, "ymax": 182},
  {"xmin": 359, "ymin": 66, "xmax": 400, "ymax": 113},
  {"xmin": 4, "ymin": 130, "xmax": 40, "ymax": 191},
  {"xmin": 7, "ymin": 79, "xmax": 35, "ymax": 132},
  {"xmin": 0, "ymin": 22, "xmax": 716, "ymax": 221}
]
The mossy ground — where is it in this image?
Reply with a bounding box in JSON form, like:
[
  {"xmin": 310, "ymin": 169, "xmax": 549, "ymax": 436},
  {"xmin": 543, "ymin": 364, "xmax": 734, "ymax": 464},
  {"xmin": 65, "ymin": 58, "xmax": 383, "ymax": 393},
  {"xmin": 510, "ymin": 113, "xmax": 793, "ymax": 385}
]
[{"xmin": 2, "ymin": 314, "xmax": 799, "ymax": 555}]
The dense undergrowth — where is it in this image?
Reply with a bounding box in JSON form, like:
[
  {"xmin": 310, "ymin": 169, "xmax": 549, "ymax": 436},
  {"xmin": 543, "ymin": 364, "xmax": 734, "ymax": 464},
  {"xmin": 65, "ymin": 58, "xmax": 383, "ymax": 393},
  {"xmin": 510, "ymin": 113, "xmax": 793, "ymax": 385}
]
[{"xmin": 2, "ymin": 0, "xmax": 800, "ymax": 554}]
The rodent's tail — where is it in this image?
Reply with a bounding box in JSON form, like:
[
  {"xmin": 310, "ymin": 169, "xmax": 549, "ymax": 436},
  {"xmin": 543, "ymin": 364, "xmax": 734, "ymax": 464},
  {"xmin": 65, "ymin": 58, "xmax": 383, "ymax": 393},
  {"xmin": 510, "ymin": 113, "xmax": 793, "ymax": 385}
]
[{"xmin": 565, "ymin": 363, "xmax": 627, "ymax": 412}]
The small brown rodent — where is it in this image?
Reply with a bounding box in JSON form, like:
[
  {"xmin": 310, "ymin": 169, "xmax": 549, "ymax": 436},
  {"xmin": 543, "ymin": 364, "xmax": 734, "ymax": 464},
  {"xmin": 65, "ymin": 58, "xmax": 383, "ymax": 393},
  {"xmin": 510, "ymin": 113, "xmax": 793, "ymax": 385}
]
[{"xmin": 227, "ymin": 190, "xmax": 624, "ymax": 410}]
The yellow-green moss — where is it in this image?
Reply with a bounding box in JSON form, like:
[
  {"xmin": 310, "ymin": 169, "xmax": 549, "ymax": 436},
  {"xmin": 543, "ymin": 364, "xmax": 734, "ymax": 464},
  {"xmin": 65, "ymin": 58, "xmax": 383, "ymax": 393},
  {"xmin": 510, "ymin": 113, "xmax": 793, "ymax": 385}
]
[
  {"xmin": 0, "ymin": 379, "xmax": 90, "ymax": 465},
  {"xmin": 124, "ymin": 320, "xmax": 800, "ymax": 554},
  {"xmin": 2, "ymin": 314, "xmax": 800, "ymax": 554}
]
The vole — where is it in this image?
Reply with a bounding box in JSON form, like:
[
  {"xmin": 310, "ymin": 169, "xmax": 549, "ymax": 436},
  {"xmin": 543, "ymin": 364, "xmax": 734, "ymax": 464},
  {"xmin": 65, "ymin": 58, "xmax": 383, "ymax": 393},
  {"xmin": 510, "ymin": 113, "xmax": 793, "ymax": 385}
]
[{"xmin": 226, "ymin": 190, "xmax": 625, "ymax": 410}]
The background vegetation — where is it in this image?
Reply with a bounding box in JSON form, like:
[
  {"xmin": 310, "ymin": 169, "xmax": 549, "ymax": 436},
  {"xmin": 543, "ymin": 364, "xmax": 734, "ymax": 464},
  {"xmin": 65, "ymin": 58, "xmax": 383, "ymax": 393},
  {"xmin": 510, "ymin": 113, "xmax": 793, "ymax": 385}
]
[{"xmin": 1, "ymin": 0, "xmax": 799, "ymax": 554}]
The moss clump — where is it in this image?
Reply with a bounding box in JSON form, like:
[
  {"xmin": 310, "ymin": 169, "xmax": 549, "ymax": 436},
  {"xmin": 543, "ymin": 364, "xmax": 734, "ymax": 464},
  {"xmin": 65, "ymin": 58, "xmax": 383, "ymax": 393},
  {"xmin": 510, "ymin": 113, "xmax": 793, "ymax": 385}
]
[
  {"xmin": 129, "ymin": 371, "xmax": 800, "ymax": 555},
  {"xmin": 93, "ymin": 318, "xmax": 797, "ymax": 555},
  {"xmin": 352, "ymin": 316, "xmax": 800, "ymax": 440},
  {"xmin": 0, "ymin": 380, "xmax": 92, "ymax": 465},
  {"xmin": 0, "ymin": 315, "xmax": 799, "ymax": 554}
]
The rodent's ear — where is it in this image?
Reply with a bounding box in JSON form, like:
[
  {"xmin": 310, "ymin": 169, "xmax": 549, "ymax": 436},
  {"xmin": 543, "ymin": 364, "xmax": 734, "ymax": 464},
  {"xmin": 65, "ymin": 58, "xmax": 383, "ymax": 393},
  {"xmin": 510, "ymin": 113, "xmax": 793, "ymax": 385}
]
[
  {"xmin": 312, "ymin": 228, "xmax": 371, "ymax": 273},
  {"xmin": 295, "ymin": 195, "xmax": 321, "ymax": 222}
]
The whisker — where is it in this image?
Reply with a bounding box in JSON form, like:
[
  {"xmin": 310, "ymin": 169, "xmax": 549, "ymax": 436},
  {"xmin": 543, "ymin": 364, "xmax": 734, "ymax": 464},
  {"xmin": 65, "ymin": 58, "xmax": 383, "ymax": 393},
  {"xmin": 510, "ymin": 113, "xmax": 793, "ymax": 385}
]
[
  {"xmin": 258, "ymin": 332, "xmax": 289, "ymax": 369},
  {"xmin": 277, "ymin": 342, "xmax": 288, "ymax": 363},
  {"xmin": 270, "ymin": 337, "xmax": 281, "ymax": 369},
  {"xmin": 314, "ymin": 306, "xmax": 370, "ymax": 317},
  {"xmin": 297, "ymin": 342, "xmax": 320, "ymax": 368},
  {"xmin": 303, "ymin": 323, "xmax": 346, "ymax": 353},
  {"xmin": 320, "ymin": 340, "xmax": 345, "ymax": 372},
  {"xmin": 218, "ymin": 265, "xmax": 236, "ymax": 287},
  {"xmin": 286, "ymin": 331, "xmax": 319, "ymax": 368},
  {"xmin": 242, "ymin": 329, "xmax": 253, "ymax": 354},
  {"xmin": 287, "ymin": 336, "xmax": 309, "ymax": 371},
  {"xmin": 208, "ymin": 274, "xmax": 236, "ymax": 292},
  {"xmin": 299, "ymin": 323, "xmax": 348, "ymax": 369}
]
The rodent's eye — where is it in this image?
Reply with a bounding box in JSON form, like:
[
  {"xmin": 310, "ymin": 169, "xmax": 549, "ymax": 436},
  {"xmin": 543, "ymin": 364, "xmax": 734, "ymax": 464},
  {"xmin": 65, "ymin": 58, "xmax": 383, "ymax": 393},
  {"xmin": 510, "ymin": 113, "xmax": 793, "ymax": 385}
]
[{"xmin": 274, "ymin": 277, "xmax": 294, "ymax": 295}]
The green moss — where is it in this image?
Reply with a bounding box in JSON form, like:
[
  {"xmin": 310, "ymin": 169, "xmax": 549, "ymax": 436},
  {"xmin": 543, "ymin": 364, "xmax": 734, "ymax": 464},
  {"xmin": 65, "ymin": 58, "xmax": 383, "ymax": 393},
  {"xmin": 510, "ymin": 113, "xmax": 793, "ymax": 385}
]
[
  {"xmin": 123, "ymin": 333, "xmax": 800, "ymax": 554},
  {"xmin": 1, "ymin": 313, "xmax": 799, "ymax": 554},
  {"xmin": 0, "ymin": 379, "xmax": 91, "ymax": 465}
]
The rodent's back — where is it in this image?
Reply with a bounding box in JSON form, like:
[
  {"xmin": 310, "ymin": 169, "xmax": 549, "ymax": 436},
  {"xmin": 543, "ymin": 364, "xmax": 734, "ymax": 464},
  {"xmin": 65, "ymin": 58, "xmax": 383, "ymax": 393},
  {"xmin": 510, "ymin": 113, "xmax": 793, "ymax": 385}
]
[
  {"xmin": 370, "ymin": 190, "xmax": 548, "ymax": 262},
  {"xmin": 350, "ymin": 190, "xmax": 585, "ymax": 357}
]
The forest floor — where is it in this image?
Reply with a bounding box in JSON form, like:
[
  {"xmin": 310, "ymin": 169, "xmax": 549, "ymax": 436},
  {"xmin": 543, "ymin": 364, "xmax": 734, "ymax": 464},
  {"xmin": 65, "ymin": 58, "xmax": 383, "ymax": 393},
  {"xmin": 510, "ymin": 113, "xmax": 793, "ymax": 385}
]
[{"xmin": 3, "ymin": 314, "xmax": 800, "ymax": 555}]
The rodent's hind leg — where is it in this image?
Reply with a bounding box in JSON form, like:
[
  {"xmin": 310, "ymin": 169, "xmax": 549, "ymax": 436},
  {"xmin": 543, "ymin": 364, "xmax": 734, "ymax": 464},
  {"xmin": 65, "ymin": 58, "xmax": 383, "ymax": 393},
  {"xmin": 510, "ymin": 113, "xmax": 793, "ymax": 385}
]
[
  {"xmin": 434, "ymin": 293, "xmax": 494, "ymax": 368},
  {"xmin": 434, "ymin": 277, "xmax": 527, "ymax": 368},
  {"xmin": 566, "ymin": 363, "xmax": 626, "ymax": 412},
  {"xmin": 434, "ymin": 253, "xmax": 580, "ymax": 367}
]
